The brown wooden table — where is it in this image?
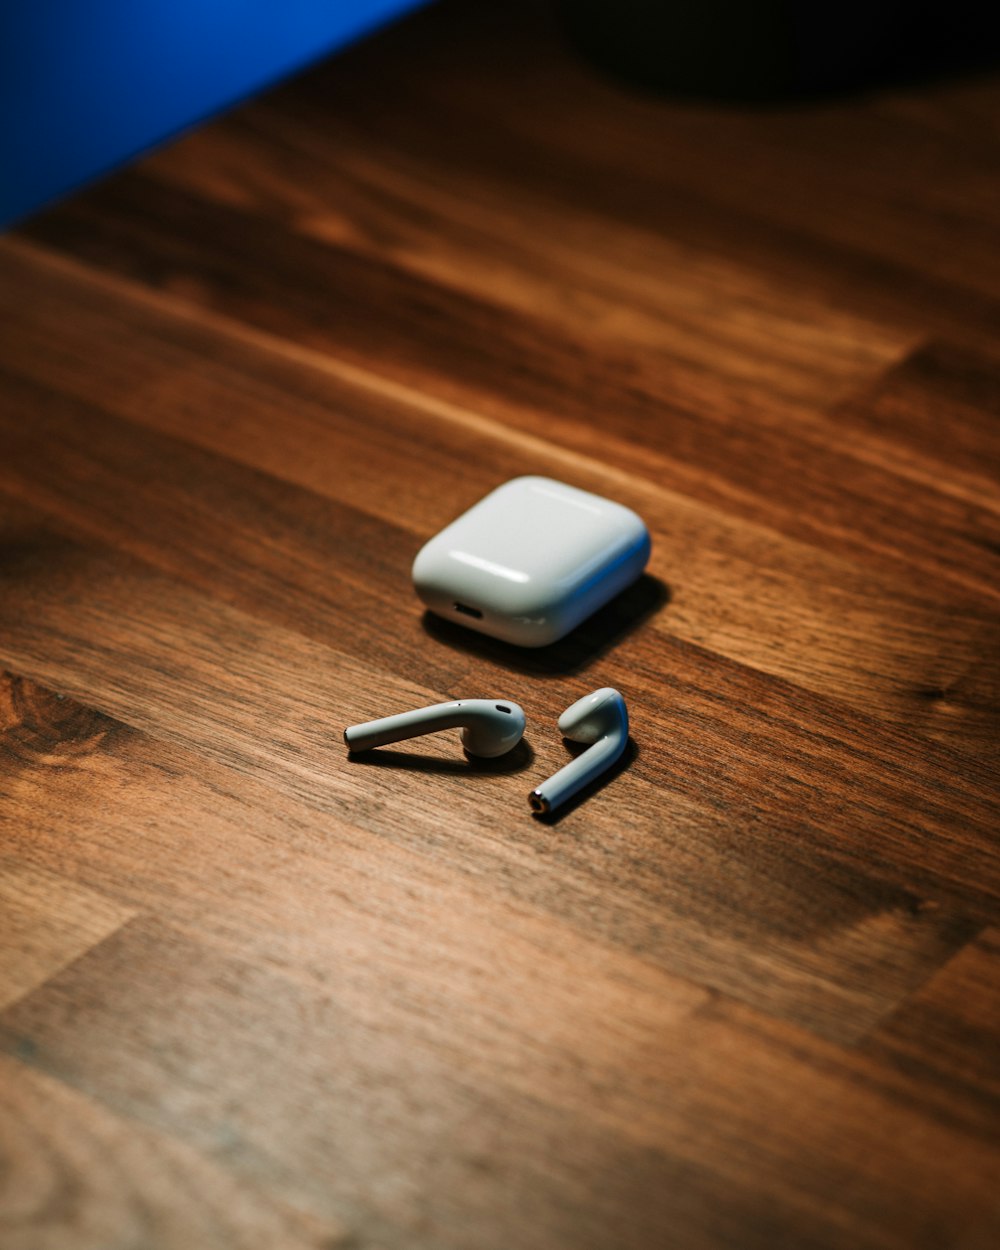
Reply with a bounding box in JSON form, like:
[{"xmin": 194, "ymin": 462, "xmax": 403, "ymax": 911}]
[{"xmin": 1, "ymin": 3, "xmax": 999, "ymax": 1247}]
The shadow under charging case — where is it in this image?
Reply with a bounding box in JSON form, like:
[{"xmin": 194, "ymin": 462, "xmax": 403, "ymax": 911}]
[{"xmin": 412, "ymin": 476, "xmax": 652, "ymax": 647}]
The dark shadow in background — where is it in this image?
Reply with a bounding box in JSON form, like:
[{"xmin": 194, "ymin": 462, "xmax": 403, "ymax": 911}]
[
  {"xmin": 421, "ymin": 573, "xmax": 670, "ymax": 677},
  {"xmin": 558, "ymin": 1, "xmax": 1000, "ymax": 101}
]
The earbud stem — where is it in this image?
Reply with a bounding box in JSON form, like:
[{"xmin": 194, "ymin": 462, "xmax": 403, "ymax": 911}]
[
  {"xmin": 345, "ymin": 699, "xmax": 525, "ymax": 758},
  {"xmin": 530, "ymin": 731, "xmax": 625, "ymax": 814},
  {"xmin": 344, "ymin": 703, "xmax": 468, "ymax": 752}
]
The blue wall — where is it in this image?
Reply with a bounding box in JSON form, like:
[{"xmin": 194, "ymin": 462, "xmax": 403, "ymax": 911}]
[{"xmin": 0, "ymin": 1, "xmax": 425, "ymax": 228}]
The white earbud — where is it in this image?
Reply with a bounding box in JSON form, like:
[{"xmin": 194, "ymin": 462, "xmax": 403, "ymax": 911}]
[
  {"xmin": 345, "ymin": 699, "xmax": 526, "ymax": 758},
  {"xmin": 529, "ymin": 687, "xmax": 629, "ymax": 813}
]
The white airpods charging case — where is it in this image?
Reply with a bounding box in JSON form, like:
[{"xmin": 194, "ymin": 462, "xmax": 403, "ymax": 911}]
[{"xmin": 412, "ymin": 476, "xmax": 651, "ymax": 647}]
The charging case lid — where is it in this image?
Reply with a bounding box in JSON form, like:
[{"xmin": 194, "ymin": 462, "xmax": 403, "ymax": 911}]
[{"xmin": 412, "ymin": 476, "xmax": 651, "ymax": 647}]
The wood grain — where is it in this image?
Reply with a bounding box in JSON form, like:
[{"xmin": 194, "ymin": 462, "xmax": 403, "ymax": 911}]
[
  {"xmin": 1, "ymin": 680, "xmax": 998, "ymax": 1248},
  {"xmin": 2, "ymin": 246, "xmax": 999, "ymax": 758},
  {"xmin": 0, "ymin": 862, "xmax": 133, "ymax": 1013},
  {"xmin": 1, "ymin": 0, "xmax": 999, "ymax": 1245},
  {"xmin": 0, "ymin": 1054, "xmax": 340, "ymax": 1250}
]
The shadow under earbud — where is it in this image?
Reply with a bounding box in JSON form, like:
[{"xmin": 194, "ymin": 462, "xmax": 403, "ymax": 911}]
[
  {"xmin": 530, "ymin": 737, "xmax": 639, "ymax": 825},
  {"xmin": 346, "ymin": 737, "xmax": 535, "ymax": 775},
  {"xmin": 421, "ymin": 574, "xmax": 670, "ymax": 676}
]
